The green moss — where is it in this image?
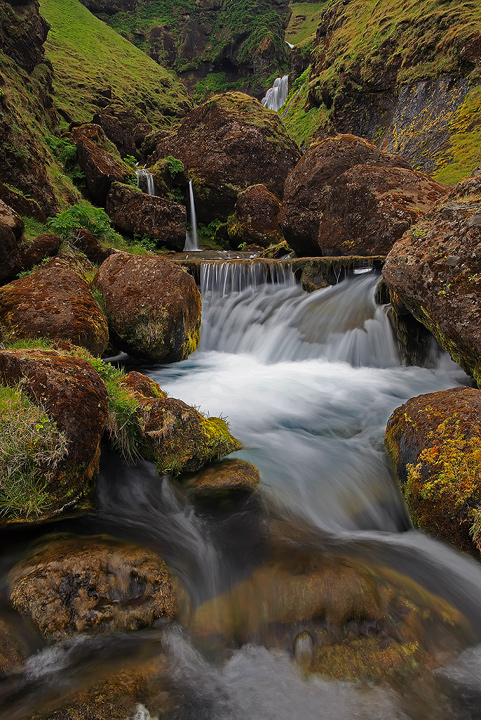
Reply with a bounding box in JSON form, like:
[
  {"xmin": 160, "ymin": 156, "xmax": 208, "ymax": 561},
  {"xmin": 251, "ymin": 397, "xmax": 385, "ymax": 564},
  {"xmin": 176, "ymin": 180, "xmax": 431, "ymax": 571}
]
[
  {"xmin": 433, "ymin": 86, "xmax": 481, "ymax": 184},
  {"xmin": 285, "ymin": 2, "xmax": 328, "ymax": 46},
  {"xmin": 282, "ymin": 68, "xmax": 328, "ymax": 146}
]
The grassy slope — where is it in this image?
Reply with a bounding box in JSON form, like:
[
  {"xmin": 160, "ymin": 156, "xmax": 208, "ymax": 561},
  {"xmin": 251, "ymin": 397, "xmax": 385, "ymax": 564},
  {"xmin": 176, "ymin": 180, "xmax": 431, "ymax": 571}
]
[
  {"xmin": 39, "ymin": 0, "xmax": 191, "ymax": 128},
  {"xmin": 285, "ymin": 2, "xmax": 327, "ymax": 46}
]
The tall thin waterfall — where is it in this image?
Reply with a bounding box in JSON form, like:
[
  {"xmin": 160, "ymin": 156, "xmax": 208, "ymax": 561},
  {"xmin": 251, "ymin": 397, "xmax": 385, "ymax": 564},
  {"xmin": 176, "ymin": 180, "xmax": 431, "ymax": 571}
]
[
  {"xmin": 135, "ymin": 168, "xmax": 155, "ymax": 195},
  {"xmin": 261, "ymin": 75, "xmax": 289, "ymax": 111},
  {"xmin": 184, "ymin": 179, "xmax": 200, "ymax": 251}
]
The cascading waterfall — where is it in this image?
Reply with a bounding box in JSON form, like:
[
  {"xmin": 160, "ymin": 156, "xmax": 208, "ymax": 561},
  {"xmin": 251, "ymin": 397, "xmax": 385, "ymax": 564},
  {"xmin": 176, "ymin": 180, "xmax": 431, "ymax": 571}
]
[
  {"xmin": 261, "ymin": 74, "xmax": 289, "ymax": 111},
  {"xmin": 135, "ymin": 168, "xmax": 156, "ymax": 195},
  {"xmin": 183, "ymin": 180, "xmax": 199, "ymax": 251}
]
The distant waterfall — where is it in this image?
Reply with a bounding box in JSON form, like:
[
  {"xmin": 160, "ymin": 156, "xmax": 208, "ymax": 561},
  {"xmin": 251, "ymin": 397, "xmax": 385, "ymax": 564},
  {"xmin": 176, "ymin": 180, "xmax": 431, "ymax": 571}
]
[
  {"xmin": 184, "ymin": 179, "xmax": 200, "ymax": 251},
  {"xmin": 261, "ymin": 75, "xmax": 289, "ymax": 112},
  {"xmin": 135, "ymin": 168, "xmax": 155, "ymax": 195}
]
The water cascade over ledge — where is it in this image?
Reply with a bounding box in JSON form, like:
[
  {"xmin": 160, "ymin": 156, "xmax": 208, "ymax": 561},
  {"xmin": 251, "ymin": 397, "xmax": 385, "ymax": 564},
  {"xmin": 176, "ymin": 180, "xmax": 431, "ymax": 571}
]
[
  {"xmin": 261, "ymin": 75, "xmax": 289, "ymax": 111},
  {"xmin": 135, "ymin": 167, "xmax": 156, "ymax": 195},
  {"xmin": 183, "ymin": 180, "xmax": 199, "ymax": 251}
]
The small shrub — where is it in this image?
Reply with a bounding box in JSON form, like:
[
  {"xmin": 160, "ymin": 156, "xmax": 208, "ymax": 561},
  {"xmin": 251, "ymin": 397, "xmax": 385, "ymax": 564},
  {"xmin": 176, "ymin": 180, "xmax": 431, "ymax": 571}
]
[
  {"xmin": 45, "ymin": 135, "xmax": 78, "ymax": 166},
  {"xmin": 166, "ymin": 155, "xmax": 184, "ymax": 178},
  {"xmin": 47, "ymin": 204, "xmax": 116, "ymax": 244}
]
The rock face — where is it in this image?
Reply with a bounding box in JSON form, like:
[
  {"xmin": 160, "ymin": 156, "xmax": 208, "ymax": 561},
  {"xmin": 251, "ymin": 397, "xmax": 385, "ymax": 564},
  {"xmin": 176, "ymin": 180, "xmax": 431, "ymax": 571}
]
[
  {"xmin": 385, "ymin": 387, "xmax": 481, "ymax": 555},
  {"xmin": 106, "ymin": 182, "xmax": 186, "ymax": 250},
  {"xmin": 9, "ymin": 535, "xmax": 178, "ymax": 641},
  {"xmin": 227, "ymin": 185, "xmax": 284, "ymax": 249},
  {"xmin": 93, "ymin": 101, "xmax": 153, "ymax": 157},
  {"xmin": 95, "ymin": 253, "xmax": 201, "ymax": 362},
  {"xmin": 121, "ymin": 371, "xmax": 242, "ymax": 476},
  {"xmin": 0, "ymin": 200, "xmax": 23, "ymax": 282},
  {"xmin": 0, "ymin": 349, "xmax": 108, "ymax": 520},
  {"xmin": 71, "ymin": 124, "xmax": 128, "ymax": 205},
  {"xmin": 0, "ymin": 618, "xmax": 26, "ymax": 673},
  {"xmin": 0, "ymin": 0, "xmax": 49, "ymax": 73},
  {"xmin": 383, "ymin": 172, "xmax": 481, "ymax": 383},
  {"xmin": 154, "ymin": 93, "xmax": 301, "ymax": 223},
  {"xmin": 0, "ymin": 259, "xmax": 109, "ymax": 356},
  {"xmin": 279, "ymin": 134, "xmax": 443, "ymax": 257}
]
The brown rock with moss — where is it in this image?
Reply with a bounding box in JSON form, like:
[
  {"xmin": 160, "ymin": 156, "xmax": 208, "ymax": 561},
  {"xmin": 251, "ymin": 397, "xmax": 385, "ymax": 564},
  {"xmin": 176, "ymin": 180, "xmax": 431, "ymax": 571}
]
[
  {"xmin": 383, "ymin": 172, "xmax": 481, "ymax": 383},
  {"xmin": 18, "ymin": 232, "xmax": 61, "ymax": 270},
  {"xmin": 0, "ymin": 258, "xmax": 109, "ymax": 355},
  {"xmin": 0, "ymin": 201, "xmax": 23, "ymax": 281},
  {"xmin": 106, "ymin": 181, "xmax": 186, "ymax": 250},
  {"xmin": 9, "ymin": 535, "xmax": 178, "ymax": 641},
  {"xmin": 227, "ymin": 185, "xmax": 284, "ymax": 249},
  {"xmin": 95, "ymin": 253, "xmax": 201, "ymax": 362},
  {"xmin": 385, "ymin": 386, "xmax": 481, "ymax": 554},
  {"xmin": 71, "ymin": 123, "xmax": 128, "ymax": 205},
  {"xmin": 0, "ymin": 617, "xmax": 26, "ymax": 673},
  {"xmin": 93, "ymin": 100, "xmax": 153, "ymax": 157},
  {"xmin": 69, "ymin": 227, "xmax": 114, "ymax": 265},
  {"xmin": 280, "ymin": 134, "xmax": 414, "ymax": 256},
  {"xmin": 180, "ymin": 458, "xmax": 260, "ymax": 501},
  {"xmin": 0, "ymin": 348, "xmax": 108, "ymax": 521},
  {"xmin": 121, "ymin": 370, "xmax": 242, "ymax": 475},
  {"xmin": 154, "ymin": 92, "xmax": 301, "ymax": 223}
]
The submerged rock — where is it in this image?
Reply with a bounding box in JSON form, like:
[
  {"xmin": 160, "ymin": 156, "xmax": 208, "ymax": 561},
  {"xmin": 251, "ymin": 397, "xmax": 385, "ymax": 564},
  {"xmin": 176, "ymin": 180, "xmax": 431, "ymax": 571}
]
[
  {"xmin": 227, "ymin": 184, "xmax": 285, "ymax": 249},
  {"xmin": 121, "ymin": 371, "xmax": 242, "ymax": 476},
  {"xmin": 154, "ymin": 92, "xmax": 301, "ymax": 223},
  {"xmin": 95, "ymin": 252, "xmax": 201, "ymax": 362},
  {"xmin": 0, "ymin": 258, "xmax": 109, "ymax": 356},
  {"xmin": 383, "ymin": 172, "xmax": 481, "ymax": 384},
  {"xmin": 9, "ymin": 535, "xmax": 178, "ymax": 641},
  {"xmin": 180, "ymin": 458, "xmax": 260, "ymax": 501},
  {"xmin": 385, "ymin": 386, "xmax": 481, "ymax": 555}
]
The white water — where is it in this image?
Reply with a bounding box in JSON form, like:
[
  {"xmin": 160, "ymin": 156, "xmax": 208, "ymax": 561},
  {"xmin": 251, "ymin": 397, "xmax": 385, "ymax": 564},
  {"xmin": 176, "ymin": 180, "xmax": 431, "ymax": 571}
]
[
  {"xmin": 136, "ymin": 168, "xmax": 156, "ymax": 196},
  {"xmin": 261, "ymin": 74, "xmax": 289, "ymax": 111},
  {"xmin": 183, "ymin": 179, "xmax": 199, "ymax": 251}
]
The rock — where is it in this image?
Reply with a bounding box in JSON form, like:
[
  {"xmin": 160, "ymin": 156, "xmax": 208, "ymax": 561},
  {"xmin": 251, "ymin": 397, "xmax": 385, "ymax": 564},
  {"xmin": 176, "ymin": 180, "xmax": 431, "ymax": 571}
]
[
  {"xmin": 227, "ymin": 185, "xmax": 284, "ymax": 249},
  {"xmin": 106, "ymin": 181, "xmax": 186, "ymax": 250},
  {"xmin": 71, "ymin": 124, "xmax": 128, "ymax": 205},
  {"xmin": 93, "ymin": 100, "xmax": 153, "ymax": 157},
  {"xmin": 154, "ymin": 92, "xmax": 301, "ymax": 223},
  {"xmin": 150, "ymin": 156, "xmax": 188, "ymax": 202},
  {"xmin": 385, "ymin": 386, "xmax": 481, "ymax": 554},
  {"xmin": 9, "ymin": 535, "xmax": 178, "ymax": 641},
  {"xmin": 0, "ymin": 348, "xmax": 108, "ymax": 521},
  {"xmin": 0, "ymin": 224, "xmax": 22, "ymax": 283},
  {"xmin": 190, "ymin": 545, "xmax": 467, "ymax": 683},
  {"xmin": 18, "ymin": 232, "xmax": 61, "ymax": 270},
  {"xmin": 0, "ymin": 199, "xmax": 24, "ymax": 240},
  {"xmin": 0, "ymin": 258, "xmax": 109, "ymax": 356},
  {"xmin": 280, "ymin": 134, "xmax": 414, "ymax": 256},
  {"xmin": 0, "ymin": 0, "xmax": 49, "ymax": 73},
  {"xmin": 120, "ymin": 370, "xmax": 242, "ymax": 475},
  {"xmin": 95, "ymin": 253, "xmax": 201, "ymax": 362},
  {"xmin": 0, "ymin": 618, "xmax": 26, "ymax": 673},
  {"xmin": 382, "ymin": 172, "xmax": 481, "ymax": 383},
  {"xmin": 69, "ymin": 227, "xmax": 115, "ymax": 265},
  {"xmin": 180, "ymin": 458, "xmax": 260, "ymax": 500},
  {"xmin": 0, "ymin": 181, "xmax": 47, "ymax": 223}
]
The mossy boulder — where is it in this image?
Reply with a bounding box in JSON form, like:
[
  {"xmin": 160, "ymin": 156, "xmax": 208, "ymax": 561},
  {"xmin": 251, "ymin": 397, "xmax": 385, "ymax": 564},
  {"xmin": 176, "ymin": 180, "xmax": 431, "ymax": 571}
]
[
  {"xmin": 0, "ymin": 258, "xmax": 109, "ymax": 356},
  {"xmin": 179, "ymin": 458, "xmax": 260, "ymax": 502},
  {"xmin": 9, "ymin": 534, "xmax": 178, "ymax": 642},
  {"xmin": 0, "ymin": 348, "xmax": 108, "ymax": 522},
  {"xmin": 120, "ymin": 370, "xmax": 242, "ymax": 476},
  {"xmin": 385, "ymin": 386, "xmax": 481, "ymax": 555},
  {"xmin": 0, "ymin": 618, "xmax": 27, "ymax": 674},
  {"xmin": 95, "ymin": 252, "xmax": 201, "ymax": 362},
  {"xmin": 226, "ymin": 184, "xmax": 285, "ymax": 249},
  {"xmin": 71, "ymin": 124, "xmax": 129, "ymax": 205},
  {"xmin": 154, "ymin": 92, "xmax": 301, "ymax": 223},
  {"xmin": 106, "ymin": 181, "xmax": 186, "ymax": 250},
  {"xmin": 18, "ymin": 232, "xmax": 61, "ymax": 271},
  {"xmin": 69, "ymin": 227, "xmax": 114, "ymax": 265},
  {"xmin": 150, "ymin": 156, "xmax": 188, "ymax": 202},
  {"xmin": 189, "ymin": 545, "xmax": 468, "ymax": 683},
  {"xmin": 93, "ymin": 100, "xmax": 153, "ymax": 157},
  {"xmin": 383, "ymin": 171, "xmax": 481, "ymax": 383}
]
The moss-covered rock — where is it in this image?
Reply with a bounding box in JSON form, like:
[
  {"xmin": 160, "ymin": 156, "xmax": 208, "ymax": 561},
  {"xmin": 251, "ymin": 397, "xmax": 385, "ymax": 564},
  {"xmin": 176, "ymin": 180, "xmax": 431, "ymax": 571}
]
[
  {"xmin": 180, "ymin": 458, "xmax": 260, "ymax": 502},
  {"xmin": 9, "ymin": 534, "xmax": 178, "ymax": 641},
  {"xmin": 0, "ymin": 258, "xmax": 109, "ymax": 356},
  {"xmin": 18, "ymin": 232, "xmax": 61, "ymax": 271},
  {"xmin": 227, "ymin": 184, "xmax": 284, "ymax": 249},
  {"xmin": 385, "ymin": 386, "xmax": 481, "ymax": 554},
  {"xmin": 120, "ymin": 370, "xmax": 242, "ymax": 476},
  {"xmin": 383, "ymin": 171, "xmax": 481, "ymax": 383},
  {"xmin": 95, "ymin": 252, "xmax": 201, "ymax": 362}
]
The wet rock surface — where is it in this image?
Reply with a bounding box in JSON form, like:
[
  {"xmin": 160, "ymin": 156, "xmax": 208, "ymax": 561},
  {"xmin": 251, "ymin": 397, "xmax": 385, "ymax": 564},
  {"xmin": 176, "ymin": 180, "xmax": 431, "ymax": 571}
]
[
  {"xmin": 227, "ymin": 184, "xmax": 285, "ymax": 249},
  {"xmin": 179, "ymin": 458, "xmax": 260, "ymax": 500}
]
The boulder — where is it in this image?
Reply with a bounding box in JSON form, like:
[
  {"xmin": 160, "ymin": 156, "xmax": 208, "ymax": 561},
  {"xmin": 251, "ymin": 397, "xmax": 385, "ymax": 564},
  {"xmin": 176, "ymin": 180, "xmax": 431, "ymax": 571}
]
[
  {"xmin": 0, "ymin": 199, "xmax": 25, "ymax": 240},
  {"xmin": 0, "ymin": 224, "xmax": 22, "ymax": 283},
  {"xmin": 0, "ymin": 259, "xmax": 109, "ymax": 356},
  {"xmin": 280, "ymin": 134, "xmax": 415, "ymax": 256},
  {"xmin": 383, "ymin": 172, "xmax": 481, "ymax": 383},
  {"xmin": 227, "ymin": 185, "xmax": 284, "ymax": 249},
  {"xmin": 0, "ymin": 0, "xmax": 49, "ymax": 73},
  {"xmin": 9, "ymin": 535, "xmax": 178, "ymax": 641},
  {"xmin": 69, "ymin": 227, "xmax": 115, "ymax": 265},
  {"xmin": 0, "ymin": 348, "xmax": 108, "ymax": 521},
  {"xmin": 71, "ymin": 124, "xmax": 128, "ymax": 205},
  {"xmin": 385, "ymin": 386, "xmax": 481, "ymax": 554},
  {"xmin": 106, "ymin": 181, "xmax": 186, "ymax": 250},
  {"xmin": 18, "ymin": 232, "xmax": 61, "ymax": 270},
  {"xmin": 120, "ymin": 371, "xmax": 242, "ymax": 475},
  {"xmin": 93, "ymin": 100, "xmax": 153, "ymax": 157},
  {"xmin": 181, "ymin": 458, "xmax": 260, "ymax": 501},
  {"xmin": 95, "ymin": 253, "xmax": 201, "ymax": 362},
  {"xmin": 154, "ymin": 92, "xmax": 301, "ymax": 223},
  {"xmin": 0, "ymin": 181, "xmax": 47, "ymax": 223},
  {"xmin": 0, "ymin": 618, "xmax": 26, "ymax": 673}
]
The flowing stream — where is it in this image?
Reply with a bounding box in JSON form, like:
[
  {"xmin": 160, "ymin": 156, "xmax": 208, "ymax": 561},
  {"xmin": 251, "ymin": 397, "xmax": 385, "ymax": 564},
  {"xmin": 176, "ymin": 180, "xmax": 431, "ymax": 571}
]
[{"xmin": 4, "ymin": 264, "xmax": 481, "ymax": 719}]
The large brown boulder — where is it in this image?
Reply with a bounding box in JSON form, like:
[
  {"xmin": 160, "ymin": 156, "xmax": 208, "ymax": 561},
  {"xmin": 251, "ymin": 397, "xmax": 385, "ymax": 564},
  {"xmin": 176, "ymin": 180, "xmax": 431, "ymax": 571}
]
[
  {"xmin": 93, "ymin": 101, "xmax": 153, "ymax": 157},
  {"xmin": 0, "ymin": 199, "xmax": 24, "ymax": 282},
  {"xmin": 106, "ymin": 181, "xmax": 186, "ymax": 250},
  {"xmin": 181, "ymin": 458, "xmax": 260, "ymax": 501},
  {"xmin": 154, "ymin": 92, "xmax": 301, "ymax": 223},
  {"xmin": 0, "ymin": 348, "xmax": 108, "ymax": 521},
  {"xmin": 71, "ymin": 124, "xmax": 128, "ymax": 205},
  {"xmin": 280, "ymin": 134, "xmax": 416, "ymax": 256},
  {"xmin": 95, "ymin": 253, "xmax": 201, "ymax": 362},
  {"xmin": 120, "ymin": 371, "xmax": 242, "ymax": 475},
  {"xmin": 385, "ymin": 386, "xmax": 481, "ymax": 555},
  {"xmin": 0, "ymin": 258, "xmax": 109, "ymax": 355},
  {"xmin": 0, "ymin": 181, "xmax": 46, "ymax": 223},
  {"xmin": 227, "ymin": 184, "xmax": 285, "ymax": 249},
  {"xmin": 9, "ymin": 535, "xmax": 178, "ymax": 641},
  {"xmin": 18, "ymin": 232, "xmax": 61, "ymax": 270},
  {"xmin": 383, "ymin": 172, "xmax": 481, "ymax": 383}
]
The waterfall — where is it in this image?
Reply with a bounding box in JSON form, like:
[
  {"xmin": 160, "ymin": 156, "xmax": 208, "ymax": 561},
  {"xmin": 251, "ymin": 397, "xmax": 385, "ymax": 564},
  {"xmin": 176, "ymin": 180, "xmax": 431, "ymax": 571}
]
[
  {"xmin": 135, "ymin": 167, "xmax": 155, "ymax": 195},
  {"xmin": 183, "ymin": 179, "xmax": 199, "ymax": 251},
  {"xmin": 261, "ymin": 75, "xmax": 289, "ymax": 111}
]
